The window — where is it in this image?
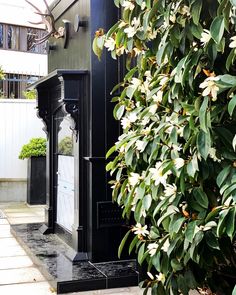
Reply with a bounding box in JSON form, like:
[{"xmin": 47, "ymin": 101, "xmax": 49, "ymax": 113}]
[
  {"xmin": 0, "ymin": 23, "xmax": 46, "ymax": 54},
  {"xmin": 0, "ymin": 24, "xmax": 3, "ymax": 48},
  {"xmin": 7, "ymin": 25, "xmax": 20, "ymax": 50},
  {"xmin": 0, "ymin": 73, "xmax": 41, "ymax": 99}
]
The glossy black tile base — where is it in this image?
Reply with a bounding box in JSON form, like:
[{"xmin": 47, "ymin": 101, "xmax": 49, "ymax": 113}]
[{"xmin": 10, "ymin": 223, "xmax": 140, "ymax": 294}]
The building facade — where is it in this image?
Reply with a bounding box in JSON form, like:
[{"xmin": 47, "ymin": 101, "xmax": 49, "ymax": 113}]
[{"xmin": 0, "ymin": 0, "xmax": 48, "ymax": 99}]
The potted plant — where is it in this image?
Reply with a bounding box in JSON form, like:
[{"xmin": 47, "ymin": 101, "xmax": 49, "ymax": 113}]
[{"xmin": 19, "ymin": 137, "xmax": 46, "ymax": 205}]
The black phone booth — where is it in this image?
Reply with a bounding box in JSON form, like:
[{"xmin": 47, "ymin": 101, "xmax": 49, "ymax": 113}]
[{"xmin": 34, "ymin": 0, "xmax": 128, "ymax": 263}]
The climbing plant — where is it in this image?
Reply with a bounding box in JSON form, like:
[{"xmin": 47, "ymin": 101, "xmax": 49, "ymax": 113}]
[{"xmin": 93, "ymin": 1, "xmax": 236, "ymax": 294}]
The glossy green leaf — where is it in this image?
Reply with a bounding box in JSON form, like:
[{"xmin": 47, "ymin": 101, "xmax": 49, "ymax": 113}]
[
  {"xmin": 228, "ymin": 95, "xmax": 236, "ymax": 116},
  {"xmin": 216, "ymin": 165, "xmax": 231, "ymax": 187},
  {"xmin": 196, "ymin": 130, "xmax": 211, "ymax": 160},
  {"xmin": 118, "ymin": 230, "xmax": 131, "ymax": 258},
  {"xmin": 193, "ymin": 187, "xmax": 209, "ymax": 209},
  {"xmin": 210, "ymin": 16, "xmax": 225, "ymax": 44}
]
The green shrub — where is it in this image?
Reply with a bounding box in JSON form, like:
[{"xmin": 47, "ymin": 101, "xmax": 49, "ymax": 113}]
[
  {"xmin": 22, "ymin": 89, "xmax": 37, "ymax": 100},
  {"xmin": 19, "ymin": 137, "xmax": 46, "ymax": 159},
  {"xmin": 58, "ymin": 136, "xmax": 73, "ymax": 155}
]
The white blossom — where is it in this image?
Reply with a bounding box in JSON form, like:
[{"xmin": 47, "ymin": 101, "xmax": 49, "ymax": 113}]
[
  {"xmin": 172, "ymin": 144, "xmax": 182, "ymax": 152},
  {"xmin": 130, "ymin": 77, "xmax": 142, "ymax": 89},
  {"xmin": 209, "ymin": 147, "xmax": 221, "ymax": 162},
  {"xmin": 132, "ymin": 223, "xmax": 149, "ymax": 236},
  {"xmin": 135, "ymin": 140, "xmax": 146, "ymax": 152},
  {"xmin": 122, "ymin": 0, "xmax": 135, "ymax": 11},
  {"xmin": 147, "ymin": 243, "xmax": 158, "ymax": 257},
  {"xmin": 149, "ymin": 162, "xmax": 171, "ymax": 186},
  {"xmin": 104, "ymin": 37, "xmax": 115, "ymax": 51},
  {"xmin": 152, "ymin": 90, "xmax": 163, "ymax": 103},
  {"xmin": 164, "ymin": 184, "xmax": 177, "ymax": 197},
  {"xmin": 128, "ymin": 172, "xmax": 140, "ymax": 186},
  {"xmin": 128, "ymin": 112, "xmax": 138, "ymax": 123},
  {"xmin": 229, "ymin": 36, "xmax": 236, "ymax": 48},
  {"xmin": 199, "ymin": 76, "xmax": 219, "ymax": 101},
  {"xmin": 141, "ymin": 2, "xmax": 146, "ymax": 10},
  {"xmin": 124, "ymin": 17, "xmax": 141, "ymax": 38},
  {"xmin": 149, "ymin": 104, "xmax": 158, "ymax": 114},
  {"xmin": 121, "ymin": 117, "xmax": 131, "ymax": 129},
  {"xmin": 173, "ymin": 157, "xmax": 185, "ymax": 169},
  {"xmin": 147, "ymin": 272, "xmax": 155, "ymax": 280},
  {"xmin": 200, "ymin": 29, "xmax": 211, "ymax": 46},
  {"xmin": 156, "ymin": 273, "xmax": 165, "ymax": 284},
  {"xmin": 161, "ymin": 238, "xmax": 170, "ymax": 252}
]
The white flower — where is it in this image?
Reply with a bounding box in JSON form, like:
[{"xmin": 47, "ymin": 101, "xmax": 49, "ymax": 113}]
[
  {"xmin": 122, "ymin": 0, "xmax": 135, "ymax": 11},
  {"xmin": 161, "ymin": 238, "xmax": 170, "ymax": 252},
  {"xmin": 199, "ymin": 76, "xmax": 219, "ymax": 101},
  {"xmin": 133, "ymin": 47, "xmax": 144, "ymax": 56},
  {"xmin": 141, "ymin": 2, "xmax": 146, "ymax": 10},
  {"xmin": 156, "ymin": 273, "xmax": 165, "ymax": 284},
  {"xmin": 128, "ymin": 112, "xmax": 138, "ymax": 122},
  {"xmin": 124, "ymin": 17, "xmax": 141, "ymax": 38},
  {"xmin": 209, "ymin": 147, "xmax": 221, "ymax": 162},
  {"xmin": 173, "ymin": 157, "xmax": 185, "ymax": 169},
  {"xmin": 121, "ymin": 117, "xmax": 131, "ymax": 129},
  {"xmin": 164, "ymin": 184, "xmax": 177, "ymax": 197},
  {"xmin": 179, "ymin": 5, "xmax": 190, "ymax": 16},
  {"xmin": 140, "ymin": 117, "xmax": 150, "ymax": 126},
  {"xmin": 229, "ymin": 36, "xmax": 236, "ymax": 48},
  {"xmin": 172, "ymin": 144, "xmax": 182, "ymax": 152},
  {"xmin": 149, "ymin": 162, "xmax": 171, "ymax": 186},
  {"xmin": 149, "ymin": 104, "xmax": 158, "ymax": 114},
  {"xmin": 128, "ymin": 172, "xmax": 140, "ymax": 186},
  {"xmin": 147, "ymin": 26, "xmax": 158, "ymax": 40},
  {"xmin": 104, "ymin": 37, "xmax": 115, "ymax": 51},
  {"xmin": 200, "ymin": 29, "xmax": 211, "ymax": 46},
  {"xmin": 152, "ymin": 90, "xmax": 163, "ymax": 103},
  {"xmin": 135, "ymin": 140, "xmax": 146, "ymax": 152},
  {"xmin": 132, "ymin": 223, "xmax": 149, "ymax": 236},
  {"xmin": 147, "ymin": 272, "xmax": 154, "ymax": 280},
  {"xmin": 147, "ymin": 243, "xmax": 158, "ymax": 257},
  {"xmin": 130, "ymin": 77, "xmax": 142, "ymax": 89}
]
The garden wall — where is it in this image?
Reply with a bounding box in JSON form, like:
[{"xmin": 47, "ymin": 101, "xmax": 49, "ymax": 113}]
[{"xmin": 0, "ymin": 99, "xmax": 45, "ymax": 202}]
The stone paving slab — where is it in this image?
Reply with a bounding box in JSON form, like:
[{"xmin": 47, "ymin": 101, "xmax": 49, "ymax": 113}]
[
  {"xmin": 0, "ymin": 244, "xmax": 27, "ymax": 257},
  {"xmin": 0, "ymin": 267, "xmax": 46, "ymax": 284},
  {"xmin": 7, "ymin": 216, "xmax": 45, "ymax": 224},
  {"xmin": 0, "ymin": 282, "xmax": 54, "ymax": 295},
  {"xmin": 0, "ymin": 256, "xmax": 33, "ymax": 269}
]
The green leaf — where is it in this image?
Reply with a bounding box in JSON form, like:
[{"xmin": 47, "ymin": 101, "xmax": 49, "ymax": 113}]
[
  {"xmin": 137, "ymin": 243, "xmax": 145, "ymax": 265},
  {"xmin": 216, "ymin": 165, "xmax": 231, "ymax": 187},
  {"xmin": 171, "ymin": 258, "xmax": 183, "ymax": 271},
  {"xmin": 199, "ymin": 97, "xmax": 208, "ymax": 132},
  {"xmin": 193, "ymin": 187, "xmax": 209, "ymax": 209},
  {"xmin": 226, "ymin": 207, "xmax": 236, "ymax": 241},
  {"xmin": 228, "ymin": 94, "xmax": 236, "ymax": 116},
  {"xmin": 230, "ymin": 0, "xmax": 236, "ymax": 6},
  {"xmin": 172, "ymin": 217, "xmax": 185, "ymax": 234},
  {"xmin": 191, "ymin": 0, "xmax": 202, "ymax": 25},
  {"xmin": 106, "ymin": 145, "xmax": 116, "ymax": 159},
  {"xmin": 118, "ymin": 230, "xmax": 131, "ymax": 258},
  {"xmin": 129, "ymin": 235, "xmax": 139, "ymax": 255},
  {"xmin": 226, "ymin": 49, "xmax": 236, "ymax": 71},
  {"xmin": 210, "ymin": 16, "xmax": 225, "ymax": 45},
  {"xmin": 185, "ymin": 221, "xmax": 198, "ymax": 243},
  {"xmin": 184, "ymin": 270, "xmax": 198, "ymax": 289},
  {"xmin": 216, "ymin": 208, "xmax": 230, "ymax": 237},
  {"xmin": 142, "ymin": 194, "xmax": 152, "ymax": 210},
  {"xmin": 232, "ymin": 284, "xmax": 236, "ymax": 295},
  {"xmin": 113, "ymin": 103, "xmax": 125, "ymax": 120},
  {"xmin": 205, "ymin": 231, "xmax": 220, "ymax": 250},
  {"xmin": 197, "ymin": 130, "xmax": 211, "ymax": 160}
]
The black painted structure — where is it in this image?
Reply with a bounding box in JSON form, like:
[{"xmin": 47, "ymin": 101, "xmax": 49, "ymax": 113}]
[
  {"xmin": 27, "ymin": 156, "xmax": 46, "ymax": 205},
  {"xmin": 33, "ymin": 0, "xmax": 127, "ymax": 264}
]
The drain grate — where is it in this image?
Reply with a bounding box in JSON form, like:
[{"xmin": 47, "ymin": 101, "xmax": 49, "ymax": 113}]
[{"xmin": 0, "ymin": 210, "xmax": 6, "ymax": 218}]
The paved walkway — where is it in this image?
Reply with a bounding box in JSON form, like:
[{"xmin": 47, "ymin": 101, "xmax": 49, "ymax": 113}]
[{"xmin": 0, "ymin": 202, "xmax": 143, "ymax": 295}]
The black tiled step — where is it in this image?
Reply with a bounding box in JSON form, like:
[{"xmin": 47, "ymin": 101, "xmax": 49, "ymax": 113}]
[{"xmin": 10, "ymin": 223, "xmax": 139, "ymax": 294}]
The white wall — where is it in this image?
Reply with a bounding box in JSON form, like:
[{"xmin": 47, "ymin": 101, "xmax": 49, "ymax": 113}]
[{"xmin": 0, "ymin": 99, "xmax": 46, "ymax": 179}]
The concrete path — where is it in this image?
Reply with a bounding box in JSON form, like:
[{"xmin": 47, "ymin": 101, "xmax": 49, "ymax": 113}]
[{"xmin": 0, "ymin": 202, "xmax": 144, "ymax": 295}]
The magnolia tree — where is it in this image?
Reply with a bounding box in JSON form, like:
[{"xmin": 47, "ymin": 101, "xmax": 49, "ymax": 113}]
[{"xmin": 93, "ymin": 0, "xmax": 236, "ymax": 294}]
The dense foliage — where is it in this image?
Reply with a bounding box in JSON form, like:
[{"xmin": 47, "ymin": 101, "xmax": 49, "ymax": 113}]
[
  {"xmin": 19, "ymin": 138, "xmax": 46, "ymax": 159},
  {"xmin": 58, "ymin": 136, "xmax": 73, "ymax": 156},
  {"xmin": 93, "ymin": 0, "xmax": 236, "ymax": 294}
]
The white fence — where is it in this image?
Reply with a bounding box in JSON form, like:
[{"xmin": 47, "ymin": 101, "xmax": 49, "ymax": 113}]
[{"xmin": 0, "ymin": 99, "xmax": 45, "ymax": 179}]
